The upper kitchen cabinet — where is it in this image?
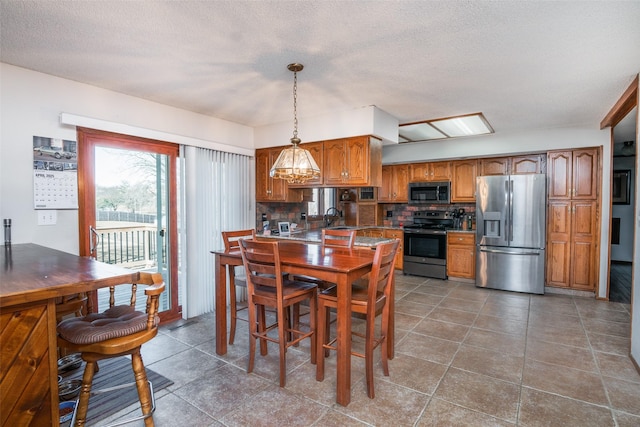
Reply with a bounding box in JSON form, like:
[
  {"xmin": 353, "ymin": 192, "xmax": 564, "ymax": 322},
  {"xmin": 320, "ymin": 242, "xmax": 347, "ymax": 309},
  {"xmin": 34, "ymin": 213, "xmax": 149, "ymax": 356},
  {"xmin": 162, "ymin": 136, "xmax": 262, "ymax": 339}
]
[
  {"xmin": 287, "ymin": 141, "xmax": 323, "ymax": 188},
  {"xmin": 379, "ymin": 164, "xmax": 409, "ymax": 202},
  {"xmin": 323, "ymin": 136, "xmax": 382, "ymax": 187},
  {"xmin": 409, "ymin": 161, "xmax": 451, "ymax": 182},
  {"xmin": 450, "ymin": 159, "xmax": 478, "ymax": 203},
  {"xmin": 256, "ymin": 147, "xmax": 310, "ymax": 202},
  {"xmin": 478, "ymin": 154, "xmax": 545, "ymax": 176},
  {"xmin": 548, "ymin": 148, "xmax": 598, "ymax": 200}
]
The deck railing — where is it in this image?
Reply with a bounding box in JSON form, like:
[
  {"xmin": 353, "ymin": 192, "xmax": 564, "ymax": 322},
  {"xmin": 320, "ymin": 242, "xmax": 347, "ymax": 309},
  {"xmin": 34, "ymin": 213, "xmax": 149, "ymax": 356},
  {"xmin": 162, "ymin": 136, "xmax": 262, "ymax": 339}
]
[{"xmin": 95, "ymin": 224, "xmax": 162, "ymax": 269}]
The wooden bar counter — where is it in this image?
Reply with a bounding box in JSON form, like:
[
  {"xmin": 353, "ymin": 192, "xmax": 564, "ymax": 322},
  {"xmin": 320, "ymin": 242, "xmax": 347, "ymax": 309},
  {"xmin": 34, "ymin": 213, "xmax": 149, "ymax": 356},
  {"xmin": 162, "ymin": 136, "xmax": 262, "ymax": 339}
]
[{"xmin": 0, "ymin": 244, "xmax": 138, "ymax": 426}]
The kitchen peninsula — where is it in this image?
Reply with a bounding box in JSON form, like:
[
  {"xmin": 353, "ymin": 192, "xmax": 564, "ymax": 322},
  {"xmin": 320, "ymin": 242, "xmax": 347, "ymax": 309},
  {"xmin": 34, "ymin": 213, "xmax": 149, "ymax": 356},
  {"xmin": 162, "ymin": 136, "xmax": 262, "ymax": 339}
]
[{"xmin": 257, "ymin": 227, "xmax": 396, "ymax": 247}]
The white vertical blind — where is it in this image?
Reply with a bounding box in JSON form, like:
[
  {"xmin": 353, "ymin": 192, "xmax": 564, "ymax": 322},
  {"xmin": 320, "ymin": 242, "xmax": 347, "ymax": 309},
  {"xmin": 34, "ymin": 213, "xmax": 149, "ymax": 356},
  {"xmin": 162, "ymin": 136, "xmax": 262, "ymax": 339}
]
[{"xmin": 181, "ymin": 145, "xmax": 254, "ymax": 318}]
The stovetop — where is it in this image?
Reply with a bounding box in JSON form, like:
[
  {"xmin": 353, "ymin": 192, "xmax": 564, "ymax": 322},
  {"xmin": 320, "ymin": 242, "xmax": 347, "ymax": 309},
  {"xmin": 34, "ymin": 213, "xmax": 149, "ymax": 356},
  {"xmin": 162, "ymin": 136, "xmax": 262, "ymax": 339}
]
[{"xmin": 403, "ymin": 210, "xmax": 454, "ymax": 232}]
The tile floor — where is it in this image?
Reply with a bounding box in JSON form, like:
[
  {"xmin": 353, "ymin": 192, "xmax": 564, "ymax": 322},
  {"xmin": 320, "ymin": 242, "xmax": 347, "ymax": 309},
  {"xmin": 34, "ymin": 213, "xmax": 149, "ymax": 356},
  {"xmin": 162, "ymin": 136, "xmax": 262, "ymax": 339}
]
[{"xmin": 97, "ymin": 274, "xmax": 640, "ymax": 426}]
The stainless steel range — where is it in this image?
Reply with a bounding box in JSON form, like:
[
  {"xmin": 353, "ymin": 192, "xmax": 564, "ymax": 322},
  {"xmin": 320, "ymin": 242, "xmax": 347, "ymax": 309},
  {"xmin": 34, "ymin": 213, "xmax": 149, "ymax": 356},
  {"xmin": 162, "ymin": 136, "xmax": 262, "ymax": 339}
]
[{"xmin": 403, "ymin": 211, "xmax": 454, "ymax": 279}]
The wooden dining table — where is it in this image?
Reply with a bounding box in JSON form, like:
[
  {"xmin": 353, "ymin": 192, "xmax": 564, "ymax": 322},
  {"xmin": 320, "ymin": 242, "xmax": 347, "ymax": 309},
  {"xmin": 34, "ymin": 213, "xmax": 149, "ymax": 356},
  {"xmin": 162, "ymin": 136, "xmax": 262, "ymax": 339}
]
[
  {"xmin": 0, "ymin": 243, "xmax": 139, "ymax": 426},
  {"xmin": 212, "ymin": 240, "xmax": 395, "ymax": 406}
]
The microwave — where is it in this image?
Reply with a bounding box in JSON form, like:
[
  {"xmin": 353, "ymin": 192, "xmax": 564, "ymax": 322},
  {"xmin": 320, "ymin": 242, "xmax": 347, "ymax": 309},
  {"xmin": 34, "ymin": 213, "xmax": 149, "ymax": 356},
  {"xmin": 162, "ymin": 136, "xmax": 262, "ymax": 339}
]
[{"xmin": 408, "ymin": 181, "xmax": 450, "ymax": 204}]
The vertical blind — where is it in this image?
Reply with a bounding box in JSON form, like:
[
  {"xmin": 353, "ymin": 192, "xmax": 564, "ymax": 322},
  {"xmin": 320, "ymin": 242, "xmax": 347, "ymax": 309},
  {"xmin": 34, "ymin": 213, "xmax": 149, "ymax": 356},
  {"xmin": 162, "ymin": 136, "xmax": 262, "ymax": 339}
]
[{"xmin": 180, "ymin": 145, "xmax": 254, "ymax": 318}]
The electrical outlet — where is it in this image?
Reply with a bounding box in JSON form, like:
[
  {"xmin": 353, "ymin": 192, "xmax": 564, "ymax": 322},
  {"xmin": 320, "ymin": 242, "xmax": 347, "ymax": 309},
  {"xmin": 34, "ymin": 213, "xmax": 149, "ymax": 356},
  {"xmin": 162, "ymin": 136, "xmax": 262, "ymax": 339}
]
[
  {"xmin": 38, "ymin": 210, "xmax": 57, "ymax": 225},
  {"xmin": 301, "ymin": 212, "xmax": 306, "ymax": 220}
]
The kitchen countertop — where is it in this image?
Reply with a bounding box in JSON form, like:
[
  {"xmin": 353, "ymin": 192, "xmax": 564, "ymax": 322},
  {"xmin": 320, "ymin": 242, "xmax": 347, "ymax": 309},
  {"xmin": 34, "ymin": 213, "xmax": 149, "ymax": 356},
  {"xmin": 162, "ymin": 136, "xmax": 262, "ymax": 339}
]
[{"xmin": 258, "ymin": 228, "xmax": 395, "ymax": 247}]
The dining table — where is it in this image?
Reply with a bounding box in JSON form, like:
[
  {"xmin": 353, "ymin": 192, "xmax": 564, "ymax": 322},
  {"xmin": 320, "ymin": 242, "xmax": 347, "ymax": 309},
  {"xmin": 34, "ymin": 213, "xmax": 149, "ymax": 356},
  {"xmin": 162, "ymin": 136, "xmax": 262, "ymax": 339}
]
[
  {"xmin": 0, "ymin": 243, "xmax": 139, "ymax": 426},
  {"xmin": 212, "ymin": 240, "xmax": 395, "ymax": 406}
]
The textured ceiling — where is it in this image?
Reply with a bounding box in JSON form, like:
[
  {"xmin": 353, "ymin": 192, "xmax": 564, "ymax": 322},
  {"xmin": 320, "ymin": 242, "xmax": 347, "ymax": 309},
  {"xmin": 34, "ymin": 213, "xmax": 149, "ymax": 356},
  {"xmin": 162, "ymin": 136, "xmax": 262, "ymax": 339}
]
[{"xmin": 1, "ymin": 1, "xmax": 639, "ymax": 140}]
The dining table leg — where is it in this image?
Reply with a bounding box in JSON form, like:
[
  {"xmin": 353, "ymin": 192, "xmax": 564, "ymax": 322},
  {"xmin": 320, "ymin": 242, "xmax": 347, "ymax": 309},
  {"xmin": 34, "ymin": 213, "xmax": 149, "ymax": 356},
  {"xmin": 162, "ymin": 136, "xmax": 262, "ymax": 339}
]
[
  {"xmin": 335, "ymin": 273, "xmax": 352, "ymax": 406},
  {"xmin": 215, "ymin": 253, "xmax": 227, "ymax": 355}
]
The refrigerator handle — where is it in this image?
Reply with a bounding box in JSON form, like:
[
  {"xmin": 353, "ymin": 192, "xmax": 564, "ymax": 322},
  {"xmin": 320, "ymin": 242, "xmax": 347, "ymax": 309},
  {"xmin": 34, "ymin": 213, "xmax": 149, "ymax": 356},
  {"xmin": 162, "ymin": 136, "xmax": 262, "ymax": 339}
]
[
  {"xmin": 508, "ymin": 179, "xmax": 514, "ymax": 241},
  {"xmin": 480, "ymin": 248, "xmax": 541, "ymax": 256}
]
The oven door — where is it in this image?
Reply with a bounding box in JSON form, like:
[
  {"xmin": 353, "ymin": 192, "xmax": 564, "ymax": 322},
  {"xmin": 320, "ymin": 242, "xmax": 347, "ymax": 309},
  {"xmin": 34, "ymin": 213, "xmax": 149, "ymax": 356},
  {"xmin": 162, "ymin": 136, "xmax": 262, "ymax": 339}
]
[{"xmin": 404, "ymin": 231, "xmax": 447, "ymax": 259}]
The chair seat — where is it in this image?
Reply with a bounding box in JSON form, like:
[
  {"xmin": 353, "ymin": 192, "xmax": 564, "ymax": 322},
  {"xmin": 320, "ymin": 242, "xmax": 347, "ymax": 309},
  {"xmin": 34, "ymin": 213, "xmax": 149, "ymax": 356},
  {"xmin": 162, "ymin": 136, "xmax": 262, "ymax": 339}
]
[
  {"xmin": 319, "ymin": 286, "xmax": 386, "ymax": 311},
  {"xmin": 253, "ymin": 280, "xmax": 317, "ymax": 300},
  {"xmin": 58, "ymin": 305, "xmax": 158, "ymax": 345}
]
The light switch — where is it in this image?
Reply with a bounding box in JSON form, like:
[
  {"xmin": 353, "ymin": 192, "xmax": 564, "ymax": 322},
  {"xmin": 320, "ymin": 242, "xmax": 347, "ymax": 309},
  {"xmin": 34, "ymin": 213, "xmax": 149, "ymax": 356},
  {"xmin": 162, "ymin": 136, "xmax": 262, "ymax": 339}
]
[{"xmin": 38, "ymin": 210, "xmax": 57, "ymax": 225}]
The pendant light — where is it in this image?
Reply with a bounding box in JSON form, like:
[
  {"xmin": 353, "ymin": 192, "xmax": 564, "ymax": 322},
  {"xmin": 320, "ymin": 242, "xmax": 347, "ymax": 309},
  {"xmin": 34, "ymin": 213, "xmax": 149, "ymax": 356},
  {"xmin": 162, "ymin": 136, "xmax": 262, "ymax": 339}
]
[
  {"xmin": 269, "ymin": 63, "xmax": 321, "ymax": 184},
  {"xmin": 621, "ymin": 140, "xmax": 635, "ymax": 156}
]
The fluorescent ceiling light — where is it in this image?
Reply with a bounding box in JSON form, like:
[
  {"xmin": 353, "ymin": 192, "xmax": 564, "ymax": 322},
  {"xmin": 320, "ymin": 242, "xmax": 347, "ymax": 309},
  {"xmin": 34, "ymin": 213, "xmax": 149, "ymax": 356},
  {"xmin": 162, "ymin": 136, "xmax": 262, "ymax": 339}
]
[{"xmin": 399, "ymin": 112, "xmax": 494, "ymax": 143}]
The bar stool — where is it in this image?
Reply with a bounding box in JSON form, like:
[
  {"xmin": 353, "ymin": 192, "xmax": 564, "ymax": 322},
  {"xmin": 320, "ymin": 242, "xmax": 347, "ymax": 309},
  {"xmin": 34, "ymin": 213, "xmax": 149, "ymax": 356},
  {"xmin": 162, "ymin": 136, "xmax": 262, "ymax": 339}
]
[
  {"xmin": 221, "ymin": 229, "xmax": 255, "ymax": 344},
  {"xmin": 56, "ymin": 272, "xmax": 165, "ymax": 427}
]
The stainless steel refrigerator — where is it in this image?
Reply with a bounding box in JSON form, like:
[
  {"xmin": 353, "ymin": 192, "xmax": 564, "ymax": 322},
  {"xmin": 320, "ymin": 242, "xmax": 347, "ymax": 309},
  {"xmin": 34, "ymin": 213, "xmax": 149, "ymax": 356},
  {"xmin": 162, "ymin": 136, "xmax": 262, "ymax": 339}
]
[{"xmin": 476, "ymin": 174, "xmax": 546, "ymax": 294}]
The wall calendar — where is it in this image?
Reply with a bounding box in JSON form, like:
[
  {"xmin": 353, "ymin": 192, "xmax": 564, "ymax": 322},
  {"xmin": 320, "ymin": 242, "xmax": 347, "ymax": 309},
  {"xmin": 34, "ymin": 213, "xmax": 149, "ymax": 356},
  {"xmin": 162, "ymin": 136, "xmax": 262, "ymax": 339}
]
[{"xmin": 33, "ymin": 136, "xmax": 78, "ymax": 209}]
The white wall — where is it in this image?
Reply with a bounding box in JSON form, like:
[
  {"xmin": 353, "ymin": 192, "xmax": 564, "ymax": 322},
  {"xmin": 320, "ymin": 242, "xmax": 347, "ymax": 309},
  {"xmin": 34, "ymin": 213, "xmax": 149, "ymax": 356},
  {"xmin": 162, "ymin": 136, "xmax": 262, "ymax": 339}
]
[
  {"xmin": 611, "ymin": 156, "xmax": 636, "ymax": 262},
  {"xmin": 383, "ymin": 126, "xmax": 612, "ymax": 300},
  {"xmin": 0, "ymin": 63, "xmax": 253, "ymax": 254}
]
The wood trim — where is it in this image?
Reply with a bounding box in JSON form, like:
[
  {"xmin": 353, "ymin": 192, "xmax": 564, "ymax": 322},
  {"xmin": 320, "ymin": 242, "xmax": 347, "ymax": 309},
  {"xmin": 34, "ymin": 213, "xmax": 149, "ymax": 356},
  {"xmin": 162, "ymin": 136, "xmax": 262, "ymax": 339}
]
[
  {"xmin": 600, "ymin": 74, "xmax": 638, "ymax": 129},
  {"xmin": 76, "ymin": 127, "xmax": 181, "ymax": 323}
]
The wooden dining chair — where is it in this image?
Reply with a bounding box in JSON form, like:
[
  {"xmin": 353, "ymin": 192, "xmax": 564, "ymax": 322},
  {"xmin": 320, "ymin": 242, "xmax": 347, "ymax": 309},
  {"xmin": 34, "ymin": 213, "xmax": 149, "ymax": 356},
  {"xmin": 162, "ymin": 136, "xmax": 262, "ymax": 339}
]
[
  {"xmin": 316, "ymin": 239, "xmax": 400, "ymax": 399},
  {"xmin": 239, "ymin": 238, "xmax": 317, "ymax": 387},
  {"xmin": 222, "ymin": 229, "xmax": 256, "ymax": 344},
  {"xmin": 56, "ymin": 272, "xmax": 165, "ymax": 427}
]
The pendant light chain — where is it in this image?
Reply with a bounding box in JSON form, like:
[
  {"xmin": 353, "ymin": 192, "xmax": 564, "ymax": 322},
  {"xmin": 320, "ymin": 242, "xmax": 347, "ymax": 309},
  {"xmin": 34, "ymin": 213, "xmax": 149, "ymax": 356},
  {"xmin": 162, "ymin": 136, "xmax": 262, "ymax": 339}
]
[{"xmin": 292, "ymin": 69, "xmax": 298, "ymax": 143}]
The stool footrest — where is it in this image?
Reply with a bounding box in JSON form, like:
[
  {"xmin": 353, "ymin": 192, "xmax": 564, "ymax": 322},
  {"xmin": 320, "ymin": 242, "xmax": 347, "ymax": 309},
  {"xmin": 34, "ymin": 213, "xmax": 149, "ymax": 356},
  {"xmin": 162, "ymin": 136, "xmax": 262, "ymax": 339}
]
[{"xmin": 70, "ymin": 380, "xmax": 155, "ymax": 427}]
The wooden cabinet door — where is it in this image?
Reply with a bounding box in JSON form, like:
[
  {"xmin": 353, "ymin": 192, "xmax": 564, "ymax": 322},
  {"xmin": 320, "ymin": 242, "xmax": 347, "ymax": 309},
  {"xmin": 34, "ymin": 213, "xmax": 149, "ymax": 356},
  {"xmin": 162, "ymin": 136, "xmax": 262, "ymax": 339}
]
[
  {"xmin": 379, "ymin": 165, "xmax": 394, "ymax": 202},
  {"xmin": 384, "ymin": 229, "xmax": 404, "ymax": 270},
  {"xmin": 570, "ymin": 201, "xmax": 597, "ymax": 290},
  {"xmin": 288, "ymin": 141, "xmax": 323, "ymax": 187},
  {"xmin": 345, "ymin": 137, "xmax": 369, "ymax": 185},
  {"xmin": 479, "ymin": 157, "xmax": 509, "ymax": 176},
  {"xmin": 394, "ymin": 164, "xmax": 409, "ymax": 202},
  {"xmin": 446, "ymin": 232, "xmax": 475, "ymax": 279},
  {"xmin": 546, "ymin": 201, "xmax": 571, "ymax": 287},
  {"xmin": 572, "ymin": 148, "xmax": 598, "ymax": 200},
  {"xmin": 451, "ymin": 160, "xmax": 478, "ymax": 202},
  {"xmin": 511, "ymin": 154, "xmax": 543, "ymax": 174},
  {"xmin": 547, "ymin": 151, "xmax": 572, "ymax": 199},
  {"xmin": 409, "ymin": 162, "xmax": 430, "ymax": 182},
  {"xmin": 255, "ymin": 149, "xmax": 271, "ymax": 201},
  {"xmin": 430, "ymin": 161, "xmax": 451, "ymax": 181},
  {"xmin": 323, "ymin": 139, "xmax": 347, "ymax": 186}
]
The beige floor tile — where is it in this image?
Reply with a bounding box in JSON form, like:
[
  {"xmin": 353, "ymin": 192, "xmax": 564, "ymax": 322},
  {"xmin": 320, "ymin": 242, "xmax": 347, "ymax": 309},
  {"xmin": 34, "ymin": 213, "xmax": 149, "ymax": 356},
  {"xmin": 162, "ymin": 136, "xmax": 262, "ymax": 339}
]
[
  {"xmin": 582, "ymin": 318, "xmax": 631, "ymax": 337},
  {"xmin": 596, "ymin": 352, "xmax": 640, "ymax": 383},
  {"xmin": 403, "ymin": 291, "xmax": 446, "ymax": 306},
  {"xmin": 602, "ymin": 376, "xmax": 640, "ymax": 415},
  {"xmin": 396, "ymin": 332, "xmax": 460, "ymax": 365},
  {"xmin": 433, "ymin": 368, "xmax": 520, "ymax": 423},
  {"xmin": 394, "ymin": 311, "xmax": 425, "ymax": 331},
  {"xmin": 526, "ymin": 322, "xmax": 590, "ymax": 348},
  {"xmin": 395, "ymin": 298, "xmax": 436, "ymax": 317},
  {"xmin": 473, "ymin": 313, "xmax": 527, "ymax": 336},
  {"xmin": 518, "ymin": 387, "xmax": 615, "ymax": 426},
  {"xmin": 525, "ymin": 338, "xmax": 598, "ymax": 372},
  {"xmin": 381, "ymin": 353, "xmax": 448, "ymax": 395},
  {"xmin": 479, "ymin": 303, "xmax": 530, "ymax": 322},
  {"xmin": 427, "ymin": 306, "xmax": 478, "ymax": 326},
  {"xmin": 412, "ymin": 318, "xmax": 470, "ymax": 342},
  {"xmin": 464, "ymin": 327, "xmax": 526, "ymax": 356},
  {"xmin": 438, "ymin": 296, "xmax": 485, "ymax": 313},
  {"xmin": 313, "ymin": 409, "xmax": 371, "ymax": 426},
  {"xmin": 588, "ymin": 331, "xmax": 631, "ymax": 356},
  {"xmin": 522, "ymin": 359, "xmax": 608, "ymax": 405},
  {"xmin": 452, "ymin": 344, "xmax": 524, "ymax": 384},
  {"xmin": 220, "ymin": 385, "xmax": 327, "ymax": 426},
  {"xmin": 613, "ymin": 410, "xmax": 640, "ymax": 427},
  {"xmin": 417, "ymin": 398, "xmax": 515, "ymax": 427}
]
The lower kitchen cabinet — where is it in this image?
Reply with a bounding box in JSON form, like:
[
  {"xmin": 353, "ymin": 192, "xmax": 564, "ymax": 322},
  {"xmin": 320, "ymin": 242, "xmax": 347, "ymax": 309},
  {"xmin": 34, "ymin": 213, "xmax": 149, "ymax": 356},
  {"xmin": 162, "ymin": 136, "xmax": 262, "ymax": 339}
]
[
  {"xmin": 447, "ymin": 232, "xmax": 476, "ymax": 280},
  {"xmin": 384, "ymin": 229, "xmax": 404, "ymax": 270}
]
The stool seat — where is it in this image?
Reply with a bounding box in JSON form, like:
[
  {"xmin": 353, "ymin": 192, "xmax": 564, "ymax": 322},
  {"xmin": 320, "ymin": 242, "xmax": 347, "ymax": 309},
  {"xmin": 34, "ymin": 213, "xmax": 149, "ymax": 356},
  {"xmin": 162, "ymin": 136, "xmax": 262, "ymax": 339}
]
[{"xmin": 58, "ymin": 305, "xmax": 158, "ymax": 345}]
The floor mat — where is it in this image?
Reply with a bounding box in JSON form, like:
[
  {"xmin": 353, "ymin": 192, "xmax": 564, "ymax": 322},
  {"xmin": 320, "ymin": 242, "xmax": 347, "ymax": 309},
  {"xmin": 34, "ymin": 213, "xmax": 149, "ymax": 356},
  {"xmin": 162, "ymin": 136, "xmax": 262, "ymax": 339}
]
[{"xmin": 60, "ymin": 356, "xmax": 173, "ymax": 424}]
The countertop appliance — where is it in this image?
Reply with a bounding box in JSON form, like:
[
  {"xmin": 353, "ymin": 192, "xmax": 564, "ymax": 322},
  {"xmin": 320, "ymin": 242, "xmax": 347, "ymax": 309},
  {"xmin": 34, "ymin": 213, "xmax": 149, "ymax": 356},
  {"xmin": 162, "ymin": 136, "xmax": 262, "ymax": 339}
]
[
  {"xmin": 408, "ymin": 181, "xmax": 450, "ymax": 204},
  {"xmin": 476, "ymin": 174, "xmax": 546, "ymax": 294},
  {"xmin": 403, "ymin": 211, "xmax": 453, "ymax": 279}
]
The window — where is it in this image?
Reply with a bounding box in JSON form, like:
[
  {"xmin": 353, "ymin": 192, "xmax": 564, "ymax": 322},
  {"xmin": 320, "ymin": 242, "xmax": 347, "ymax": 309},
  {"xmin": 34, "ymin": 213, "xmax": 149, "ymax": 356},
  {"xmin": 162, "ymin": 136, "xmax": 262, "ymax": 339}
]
[{"xmin": 306, "ymin": 188, "xmax": 337, "ymax": 216}]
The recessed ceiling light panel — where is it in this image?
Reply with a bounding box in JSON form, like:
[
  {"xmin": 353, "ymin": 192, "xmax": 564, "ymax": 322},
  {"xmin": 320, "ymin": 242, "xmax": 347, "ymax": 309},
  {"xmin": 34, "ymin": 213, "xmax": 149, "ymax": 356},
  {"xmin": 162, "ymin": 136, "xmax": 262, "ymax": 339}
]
[{"xmin": 399, "ymin": 112, "xmax": 494, "ymax": 143}]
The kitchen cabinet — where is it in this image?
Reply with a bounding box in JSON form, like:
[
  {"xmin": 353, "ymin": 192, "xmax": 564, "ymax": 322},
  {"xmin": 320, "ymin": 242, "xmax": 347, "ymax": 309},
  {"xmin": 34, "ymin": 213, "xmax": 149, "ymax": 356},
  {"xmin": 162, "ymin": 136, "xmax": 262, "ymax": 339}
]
[
  {"xmin": 546, "ymin": 147, "xmax": 600, "ymax": 291},
  {"xmin": 409, "ymin": 161, "xmax": 451, "ymax": 182},
  {"xmin": 447, "ymin": 232, "xmax": 476, "ymax": 279},
  {"xmin": 547, "ymin": 148, "xmax": 598, "ymax": 200},
  {"xmin": 323, "ymin": 136, "xmax": 382, "ymax": 187},
  {"xmin": 255, "ymin": 147, "xmax": 310, "ymax": 202},
  {"xmin": 547, "ymin": 201, "xmax": 598, "ymax": 290},
  {"xmin": 379, "ymin": 164, "xmax": 409, "ymax": 202},
  {"xmin": 384, "ymin": 229, "xmax": 404, "ymax": 270},
  {"xmin": 478, "ymin": 154, "xmax": 545, "ymax": 176},
  {"xmin": 450, "ymin": 159, "xmax": 478, "ymax": 203},
  {"xmin": 344, "ymin": 203, "xmax": 380, "ymax": 226},
  {"xmin": 287, "ymin": 141, "xmax": 324, "ymax": 187}
]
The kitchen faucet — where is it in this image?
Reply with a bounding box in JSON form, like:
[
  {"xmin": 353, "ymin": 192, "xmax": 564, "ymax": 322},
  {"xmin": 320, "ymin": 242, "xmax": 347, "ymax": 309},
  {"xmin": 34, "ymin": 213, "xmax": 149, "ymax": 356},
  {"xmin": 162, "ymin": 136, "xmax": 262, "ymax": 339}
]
[{"xmin": 324, "ymin": 207, "xmax": 341, "ymax": 228}]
